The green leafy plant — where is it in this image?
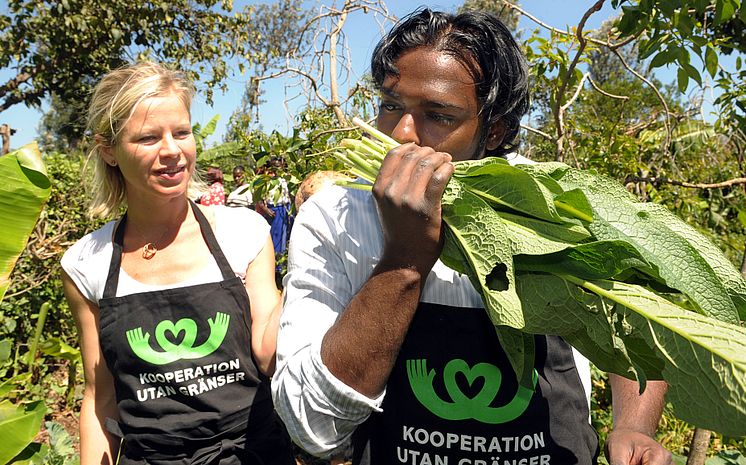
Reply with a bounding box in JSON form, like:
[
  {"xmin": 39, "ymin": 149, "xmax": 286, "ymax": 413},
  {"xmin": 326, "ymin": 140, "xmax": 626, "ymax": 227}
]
[
  {"xmin": 334, "ymin": 117, "xmax": 746, "ymax": 437},
  {"xmin": 0, "ymin": 144, "xmax": 54, "ymax": 463}
]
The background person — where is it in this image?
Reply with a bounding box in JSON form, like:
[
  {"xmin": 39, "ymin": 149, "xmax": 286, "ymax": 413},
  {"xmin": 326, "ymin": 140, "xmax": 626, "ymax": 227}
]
[
  {"xmin": 199, "ymin": 166, "xmax": 226, "ymax": 205},
  {"xmin": 60, "ymin": 61, "xmax": 294, "ymax": 465},
  {"xmin": 272, "ymin": 9, "xmax": 671, "ymax": 465},
  {"xmin": 226, "ymin": 164, "xmax": 254, "ymax": 209}
]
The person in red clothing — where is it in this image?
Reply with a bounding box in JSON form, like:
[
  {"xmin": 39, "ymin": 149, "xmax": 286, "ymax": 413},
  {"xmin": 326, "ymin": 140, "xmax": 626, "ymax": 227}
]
[{"xmin": 200, "ymin": 166, "xmax": 226, "ymax": 205}]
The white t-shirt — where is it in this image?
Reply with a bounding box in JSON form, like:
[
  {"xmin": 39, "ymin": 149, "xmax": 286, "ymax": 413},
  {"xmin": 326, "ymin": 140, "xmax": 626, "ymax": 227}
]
[{"xmin": 61, "ymin": 206, "xmax": 270, "ymax": 303}]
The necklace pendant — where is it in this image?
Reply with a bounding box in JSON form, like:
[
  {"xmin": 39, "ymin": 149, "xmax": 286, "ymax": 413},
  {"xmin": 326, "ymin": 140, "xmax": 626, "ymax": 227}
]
[{"xmin": 142, "ymin": 243, "xmax": 157, "ymax": 260}]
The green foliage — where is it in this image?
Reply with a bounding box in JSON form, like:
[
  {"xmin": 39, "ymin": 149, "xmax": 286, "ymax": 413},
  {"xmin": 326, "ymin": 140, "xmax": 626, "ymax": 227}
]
[
  {"xmin": 0, "ymin": 400, "xmax": 46, "ymax": 464},
  {"xmin": 43, "ymin": 421, "xmax": 79, "ymax": 465},
  {"xmin": 0, "ymin": 144, "xmax": 52, "ymax": 302},
  {"xmin": 0, "ymin": 0, "xmax": 309, "ymax": 146},
  {"xmin": 335, "ymin": 119, "xmax": 746, "ymax": 436},
  {"xmin": 612, "ymin": 0, "xmax": 745, "ymax": 130}
]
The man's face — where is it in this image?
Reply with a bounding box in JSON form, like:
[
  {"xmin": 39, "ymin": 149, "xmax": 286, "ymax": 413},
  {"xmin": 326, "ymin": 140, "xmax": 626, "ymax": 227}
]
[
  {"xmin": 233, "ymin": 169, "xmax": 244, "ymax": 185},
  {"xmin": 376, "ymin": 47, "xmax": 498, "ymax": 162}
]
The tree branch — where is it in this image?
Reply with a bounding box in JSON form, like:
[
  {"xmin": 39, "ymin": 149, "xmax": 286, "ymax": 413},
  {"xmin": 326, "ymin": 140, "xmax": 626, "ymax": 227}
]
[
  {"xmin": 588, "ymin": 75, "xmax": 630, "ymax": 100},
  {"xmin": 611, "ymin": 48, "xmax": 672, "ymax": 154},
  {"xmin": 553, "ymin": 0, "xmax": 604, "ymax": 161},
  {"xmin": 0, "ymin": 71, "xmax": 33, "ymax": 101},
  {"xmin": 627, "ymin": 175, "xmax": 746, "ymax": 189},
  {"xmin": 503, "ymin": 1, "xmax": 636, "ymax": 50},
  {"xmin": 521, "ymin": 123, "xmax": 554, "ymax": 141}
]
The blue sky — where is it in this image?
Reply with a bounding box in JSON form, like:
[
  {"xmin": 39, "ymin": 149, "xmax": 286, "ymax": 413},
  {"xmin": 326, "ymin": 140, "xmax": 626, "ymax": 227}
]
[{"xmin": 0, "ymin": 0, "xmax": 709, "ymax": 150}]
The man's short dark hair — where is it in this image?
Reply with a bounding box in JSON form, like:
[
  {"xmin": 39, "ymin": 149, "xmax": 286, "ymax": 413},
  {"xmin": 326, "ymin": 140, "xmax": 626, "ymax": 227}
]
[{"xmin": 371, "ymin": 8, "xmax": 529, "ymax": 158}]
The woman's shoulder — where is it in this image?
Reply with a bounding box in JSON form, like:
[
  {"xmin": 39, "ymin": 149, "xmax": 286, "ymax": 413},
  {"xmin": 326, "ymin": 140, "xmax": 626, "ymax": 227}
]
[
  {"xmin": 61, "ymin": 221, "xmax": 117, "ymax": 266},
  {"xmin": 210, "ymin": 205, "xmax": 267, "ymax": 229},
  {"xmin": 60, "ymin": 220, "xmax": 118, "ymax": 303},
  {"xmin": 208, "ymin": 205, "xmax": 271, "ymax": 273}
]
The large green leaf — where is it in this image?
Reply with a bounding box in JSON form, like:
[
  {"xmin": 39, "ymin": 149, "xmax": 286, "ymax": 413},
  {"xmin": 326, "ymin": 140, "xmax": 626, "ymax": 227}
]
[
  {"xmin": 0, "ymin": 143, "xmax": 52, "ymax": 302},
  {"xmin": 526, "ymin": 162, "xmax": 741, "ymax": 324},
  {"xmin": 517, "ymin": 274, "xmax": 746, "ymax": 436},
  {"xmin": 441, "ymin": 180, "xmax": 524, "ymax": 329},
  {"xmin": 454, "ymin": 157, "xmax": 566, "ymax": 223},
  {"xmin": 0, "ymin": 401, "xmax": 46, "ymax": 464}
]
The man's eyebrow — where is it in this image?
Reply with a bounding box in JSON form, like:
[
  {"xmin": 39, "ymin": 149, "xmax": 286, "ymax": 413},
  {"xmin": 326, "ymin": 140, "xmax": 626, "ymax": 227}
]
[{"xmin": 379, "ymin": 87, "xmax": 465, "ymax": 111}]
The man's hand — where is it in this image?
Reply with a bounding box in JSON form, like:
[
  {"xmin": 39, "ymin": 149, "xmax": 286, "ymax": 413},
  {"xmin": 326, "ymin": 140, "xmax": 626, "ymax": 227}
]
[
  {"xmin": 372, "ymin": 142, "xmax": 454, "ymax": 274},
  {"xmin": 607, "ymin": 375, "xmax": 672, "ymax": 465},
  {"xmin": 320, "ymin": 142, "xmax": 454, "ymax": 398},
  {"xmin": 605, "ymin": 428, "xmax": 673, "ymax": 465}
]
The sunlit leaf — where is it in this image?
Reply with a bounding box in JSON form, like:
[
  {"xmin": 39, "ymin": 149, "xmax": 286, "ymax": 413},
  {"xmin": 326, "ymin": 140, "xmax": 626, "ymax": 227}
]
[{"xmin": 0, "ymin": 143, "xmax": 52, "ymax": 302}]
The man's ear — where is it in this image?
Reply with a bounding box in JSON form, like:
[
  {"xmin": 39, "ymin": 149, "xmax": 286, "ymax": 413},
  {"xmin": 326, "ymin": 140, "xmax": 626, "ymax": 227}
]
[
  {"xmin": 95, "ymin": 135, "xmax": 117, "ymax": 167},
  {"xmin": 485, "ymin": 121, "xmax": 506, "ymax": 152}
]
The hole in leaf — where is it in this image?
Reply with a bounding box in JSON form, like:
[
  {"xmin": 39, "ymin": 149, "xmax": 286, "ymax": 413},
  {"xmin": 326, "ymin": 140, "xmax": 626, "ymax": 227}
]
[{"xmin": 486, "ymin": 263, "xmax": 509, "ymax": 291}]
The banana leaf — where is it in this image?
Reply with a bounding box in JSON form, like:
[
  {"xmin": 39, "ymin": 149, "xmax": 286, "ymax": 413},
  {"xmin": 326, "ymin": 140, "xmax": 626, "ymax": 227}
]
[{"xmin": 0, "ymin": 143, "xmax": 52, "ymax": 301}]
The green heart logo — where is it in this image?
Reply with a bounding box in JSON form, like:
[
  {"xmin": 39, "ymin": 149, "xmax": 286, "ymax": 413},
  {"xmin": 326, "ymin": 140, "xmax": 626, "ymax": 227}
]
[
  {"xmin": 407, "ymin": 358, "xmax": 537, "ymax": 424},
  {"xmin": 126, "ymin": 313, "xmax": 231, "ymax": 365},
  {"xmin": 444, "ymin": 359, "xmax": 502, "ymax": 410},
  {"xmin": 155, "ymin": 318, "xmax": 198, "ymax": 358}
]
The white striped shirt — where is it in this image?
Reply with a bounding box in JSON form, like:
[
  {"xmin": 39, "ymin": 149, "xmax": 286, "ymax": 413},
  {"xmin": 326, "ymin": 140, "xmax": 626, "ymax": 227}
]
[{"xmin": 271, "ymin": 153, "xmax": 590, "ymax": 458}]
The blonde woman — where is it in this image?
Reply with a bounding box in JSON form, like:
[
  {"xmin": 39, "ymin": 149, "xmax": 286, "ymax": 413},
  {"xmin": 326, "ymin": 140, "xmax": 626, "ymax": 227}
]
[{"xmin": 61, "ymin": 62, "xmax": 294, "ymax": 465}]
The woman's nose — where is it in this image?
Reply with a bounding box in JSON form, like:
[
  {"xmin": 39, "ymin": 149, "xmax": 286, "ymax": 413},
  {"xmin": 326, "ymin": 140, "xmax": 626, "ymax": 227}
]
[{"xmin": 160, "ymin": 133, "xmax": 181, "ymax": 157}]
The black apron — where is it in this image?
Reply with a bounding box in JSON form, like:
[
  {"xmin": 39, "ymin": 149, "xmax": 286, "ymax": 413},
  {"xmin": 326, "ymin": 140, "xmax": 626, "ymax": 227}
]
[
  {"xmin": 352, "ymin": 302, "xmax": 599, "ymax": 465},
  {"xmin": 97, "ymin": 202, "xmax": 294, "ymax": 465}
]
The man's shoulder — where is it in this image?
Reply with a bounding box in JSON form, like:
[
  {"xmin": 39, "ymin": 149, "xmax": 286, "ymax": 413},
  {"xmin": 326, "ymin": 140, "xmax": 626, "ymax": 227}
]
[
  {"xmin": 300, "ymin": 181, "xmax": 374, "ymax": 216},
  {"xmin": 502, "ymin": 152, "xmax": 535, "ymax": 166}
]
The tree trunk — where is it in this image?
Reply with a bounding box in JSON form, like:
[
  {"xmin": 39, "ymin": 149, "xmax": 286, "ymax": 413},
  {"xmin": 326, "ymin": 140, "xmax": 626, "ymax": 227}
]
[
  {"xmin": 686, "ymin": 428, "xmax": 711, "ymax": 465},
  {"xmin": 0, "ymin": 124, "xmax": 10, "ymax": 155}
]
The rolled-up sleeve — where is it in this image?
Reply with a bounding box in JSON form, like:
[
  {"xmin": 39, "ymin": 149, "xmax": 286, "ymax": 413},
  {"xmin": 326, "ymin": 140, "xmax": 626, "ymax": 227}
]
[{"xmin": 271, "ymin": 192, "xmax": 383, "ymax": 458}]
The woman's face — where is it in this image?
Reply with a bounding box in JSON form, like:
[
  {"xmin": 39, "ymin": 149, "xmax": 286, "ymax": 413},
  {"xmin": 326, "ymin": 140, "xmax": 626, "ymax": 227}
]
[{"xmin": 104, "ymin": 93, "xmax": 196, "ymax": 204}]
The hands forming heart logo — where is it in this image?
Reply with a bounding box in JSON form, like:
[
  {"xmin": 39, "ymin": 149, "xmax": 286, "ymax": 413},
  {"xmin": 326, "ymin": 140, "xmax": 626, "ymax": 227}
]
[
  {"xmin": 407, "ymin": 358, "xmax": 537, "ymax": 424},
  {"xmin": 126, "ymin": 312, "xmax": 231, "ymax": 365}
]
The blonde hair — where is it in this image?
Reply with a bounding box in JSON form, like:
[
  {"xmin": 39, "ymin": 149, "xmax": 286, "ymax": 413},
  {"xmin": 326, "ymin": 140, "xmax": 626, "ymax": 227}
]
[{"xmin": 85, "ymin": 61, "xmax": 205, "ymax": 218}]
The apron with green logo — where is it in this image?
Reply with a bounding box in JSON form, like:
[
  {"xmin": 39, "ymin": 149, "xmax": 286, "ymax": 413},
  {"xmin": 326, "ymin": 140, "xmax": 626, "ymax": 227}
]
[
  {"xmin": 352, "ymin": 302, "xmax": 599, "ymax": 465},
  {"xmin": 98, "ymin": 203, "xmax": 294, "ymax": 465}
]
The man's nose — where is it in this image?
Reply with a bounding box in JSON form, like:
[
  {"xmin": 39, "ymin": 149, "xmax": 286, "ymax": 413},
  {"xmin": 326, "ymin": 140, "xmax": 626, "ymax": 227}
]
[{"xmin": 390, "ymin": 113, "xmax": 420, "ymax": 145}]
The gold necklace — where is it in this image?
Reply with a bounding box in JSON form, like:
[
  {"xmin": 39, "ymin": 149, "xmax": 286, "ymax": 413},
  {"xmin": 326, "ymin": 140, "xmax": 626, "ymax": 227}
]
[{"xmin": 132, "ymin": 220, "xmax": 180, "ymax": 260}]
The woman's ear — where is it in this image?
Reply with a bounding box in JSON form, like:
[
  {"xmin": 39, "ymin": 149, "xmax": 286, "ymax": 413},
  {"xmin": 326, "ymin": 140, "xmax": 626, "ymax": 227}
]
[
  {"xmin": 95, "ymin": 135, "xmax": 117, "ymax": 167},
  {"xmin": 485, "ymin": 121, "xmax": 506, "ymax": 152}
]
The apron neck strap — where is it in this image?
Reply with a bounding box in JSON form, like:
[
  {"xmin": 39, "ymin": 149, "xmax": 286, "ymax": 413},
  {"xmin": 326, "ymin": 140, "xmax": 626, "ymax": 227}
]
[{"xmin": 102, "ymin": 200, "xmax": 235, "ymax": 299}]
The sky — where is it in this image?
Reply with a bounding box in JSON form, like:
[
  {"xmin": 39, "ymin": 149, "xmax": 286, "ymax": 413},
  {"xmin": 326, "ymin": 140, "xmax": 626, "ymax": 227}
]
[{"xmin": 0, "ymin": 0, "xmax": 713, "ymax": 150}]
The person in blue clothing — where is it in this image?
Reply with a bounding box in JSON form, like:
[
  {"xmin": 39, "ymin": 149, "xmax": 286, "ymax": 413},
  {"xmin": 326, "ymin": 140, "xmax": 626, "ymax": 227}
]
[
  {"xmin": 254, "ymin": 157, "xmax": 293, "ymax": 275},
  {"xmin": 272, "ymin": 8, "xmax": 673, "ymax": 465},
  {"xmin": 61, "ymin": 61, "xmax": 294, "ymax": 465}
]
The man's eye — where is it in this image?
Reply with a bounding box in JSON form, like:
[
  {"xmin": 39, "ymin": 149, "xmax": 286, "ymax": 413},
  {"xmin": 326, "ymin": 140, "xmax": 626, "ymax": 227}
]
[
  {"xmin": 428, "ymin": 113, "xmax": 455, "ymax": 125},
  {"xmin": 175, "ymin": 130, "xmax": 193, "ymax": 138},
  {"xmin": 138, "ymin": 135, "xmax": 157, "ymax": 143},
  {"xmin": 379, "ymin": 102, "xmax": 399, "ymax": 112}
]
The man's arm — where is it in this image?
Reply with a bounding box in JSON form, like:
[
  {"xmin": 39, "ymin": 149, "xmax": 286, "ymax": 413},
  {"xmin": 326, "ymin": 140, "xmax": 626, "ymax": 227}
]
[
  {"xmin": 272, "ymin": 144, "xmax": 453, "ymax": 456},
  {"xmin": 605, "ymin": 375, "xmax": 673, "ymax": 465},
  {"xmin": 320, "ymin": 143, "xmax": 453, "ymax": 397}
]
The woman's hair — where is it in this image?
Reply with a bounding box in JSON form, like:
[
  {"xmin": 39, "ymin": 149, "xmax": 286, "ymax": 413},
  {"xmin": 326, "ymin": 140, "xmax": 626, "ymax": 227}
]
[
  {"xmin": 371, "ymin": 8, "xmax": 529, "ymax": 158},
  {"xmin": 85, "ymin": 61, "xmax": 203, "ymax": 218}
]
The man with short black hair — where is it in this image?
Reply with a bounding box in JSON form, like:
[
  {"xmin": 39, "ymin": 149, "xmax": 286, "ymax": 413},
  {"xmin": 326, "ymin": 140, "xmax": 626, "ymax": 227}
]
[{"xmin": 272, "ymin": 8, "xmax": 671, "ymax": 465}]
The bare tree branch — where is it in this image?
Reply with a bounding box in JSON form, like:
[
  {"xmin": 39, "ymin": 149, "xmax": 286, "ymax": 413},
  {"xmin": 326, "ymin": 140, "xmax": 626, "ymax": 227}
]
[
  {"xmin": 588, "ymin": 75, "xmax": 630, "ymax": 100},
  {"xmin": 611, "ymin": 48, "xmax": 672, "ymax": 155},
  {"xmin": 627, "ymin": 175, "xmax": 746, "ymax": 189},
  {"xmin": 521, "ymin": 123, "xmax": 554, "ymax": 141},
  {"xmin": 553, "ymin": 0, "xmax": 604, "ymax": 161}
]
